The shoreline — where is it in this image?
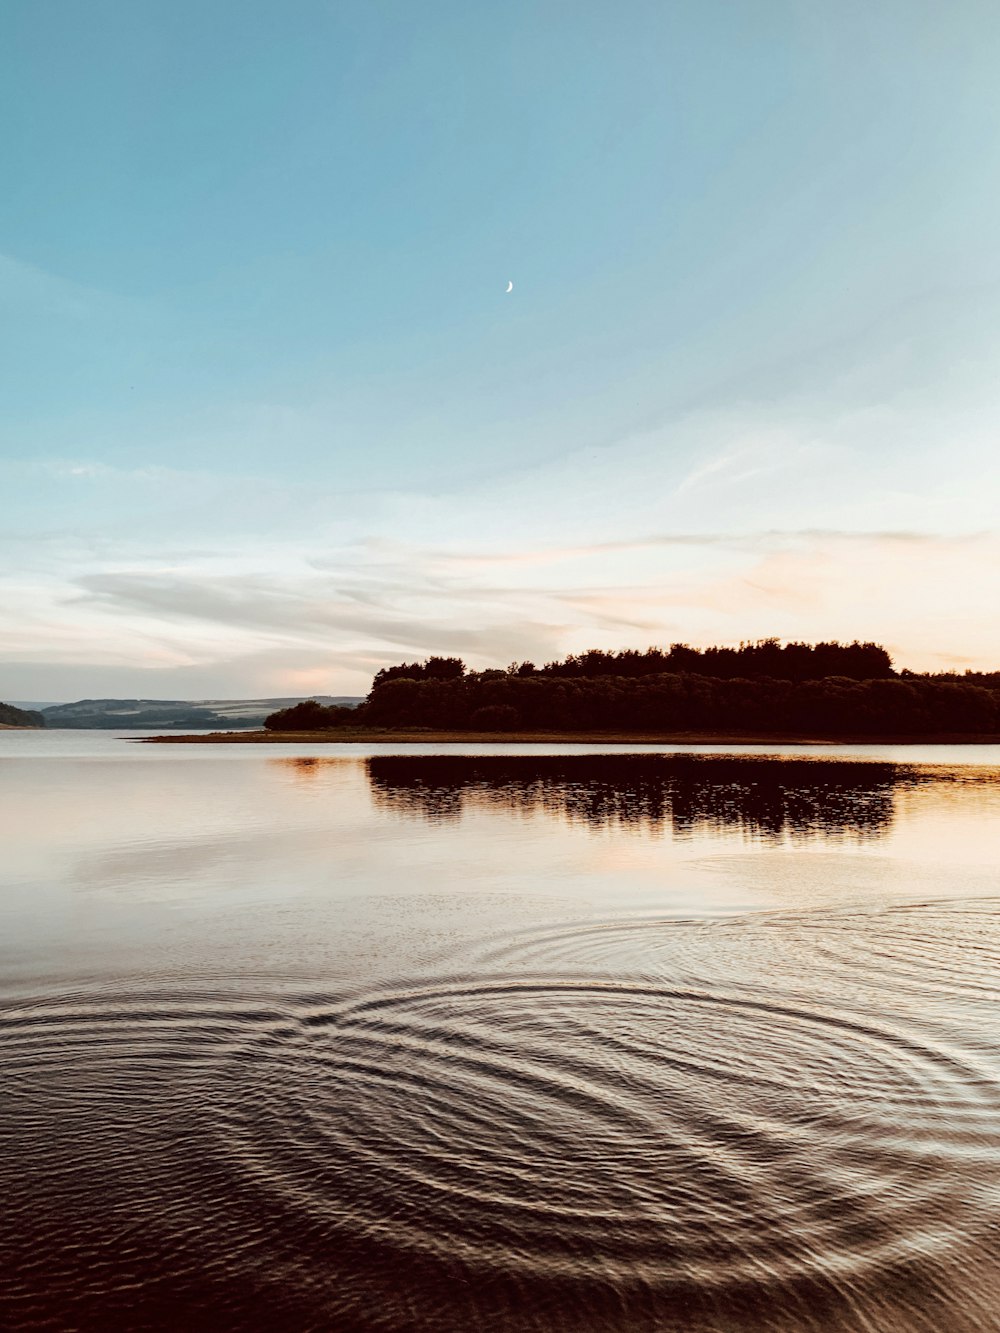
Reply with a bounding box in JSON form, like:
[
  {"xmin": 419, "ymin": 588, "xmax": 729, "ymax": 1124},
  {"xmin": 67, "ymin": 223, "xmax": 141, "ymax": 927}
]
[{"xmin": 138, "ymin": 728, "xmax": 1000, "ymax": 746}]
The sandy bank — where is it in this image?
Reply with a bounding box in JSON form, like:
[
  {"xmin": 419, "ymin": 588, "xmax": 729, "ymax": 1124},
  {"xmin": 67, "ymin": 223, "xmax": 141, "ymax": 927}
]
[{"xmin": 138, "ymin": 728, "xmax": 1000, "ymax": 746}]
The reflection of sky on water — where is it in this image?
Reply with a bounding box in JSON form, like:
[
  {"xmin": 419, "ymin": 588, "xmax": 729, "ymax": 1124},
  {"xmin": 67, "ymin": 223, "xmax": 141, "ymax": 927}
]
[
  {"xmin": 4, "ymin": 734, "xmax": 999, "ymax": 1333},
  {"xmin": 0, "ymin": 739, "xmax": 998, "ymax": 990}
]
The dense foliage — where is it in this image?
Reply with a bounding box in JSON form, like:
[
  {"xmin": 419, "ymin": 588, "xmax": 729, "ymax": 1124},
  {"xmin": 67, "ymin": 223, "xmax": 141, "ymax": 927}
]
[
  {"xmin": 369, "ymin": 642, "xmax": 893, "ymax": 686},
  {"xmin": 360, "ymin": 669, "xmax": 999, "ymax": 736},
  {"xmin": 263, "ymin": 700, "xmax": 359, "ymax": 731},
  {"xmin": 263, "ymin": 641, "xmax": 1000, "ymax": 736},
  {"xmin": 371, "ymin": 657, "xmax": 466, "ymax": 688},
  {"xmin": 534, "ymin": 640, "xmax": 895, "ymax": 681},
  {"xmin": 0, "ymin": 702, "xmax": 44, "ymax": 727}
]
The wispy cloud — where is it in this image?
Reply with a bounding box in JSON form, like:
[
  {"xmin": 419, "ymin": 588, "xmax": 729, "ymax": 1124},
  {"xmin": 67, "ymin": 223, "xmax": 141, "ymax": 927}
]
[
  {"xmin": 6, "ymin": 528, "xmax": 981, "ymax": 692},
  {"xmin": 3, "ymin": 356, "xmax": 1000, "ymax": 699},
  {"xmin": 40, "ymin": 461, "xmax": 183, "ymax": 482}
]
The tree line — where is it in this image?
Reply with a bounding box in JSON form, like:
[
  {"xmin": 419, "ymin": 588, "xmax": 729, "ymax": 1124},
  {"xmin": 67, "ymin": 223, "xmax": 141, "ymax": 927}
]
[
  {"xmin": 370, "ymin": 640, "xmax": 894, "ymax": 687},
  {"xmin": 264, "ymin": 640, "xmax": 1000, "ymax": 737}
]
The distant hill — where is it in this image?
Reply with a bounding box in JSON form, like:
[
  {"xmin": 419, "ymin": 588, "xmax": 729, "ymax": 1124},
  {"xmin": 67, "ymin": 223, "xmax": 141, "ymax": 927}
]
[
  {"xmin": 40, "ymin": 697, "xmax": 364, "ymax": 730},
  {"xmin": 0, "ymin": 702, "xmax": 45, "ymax": 728}
]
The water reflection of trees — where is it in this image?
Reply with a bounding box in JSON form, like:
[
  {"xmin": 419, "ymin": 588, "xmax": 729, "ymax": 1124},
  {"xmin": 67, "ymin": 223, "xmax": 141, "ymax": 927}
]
[{"xmin": 366, "ymin": 755, "xmax": 913, "ymax": 841}]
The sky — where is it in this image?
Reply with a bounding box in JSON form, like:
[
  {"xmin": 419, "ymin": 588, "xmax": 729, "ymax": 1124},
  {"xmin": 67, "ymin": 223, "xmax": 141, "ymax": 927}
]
[{"xmin": 3, "ymin": 0, "xmax": 1000, "ymax": 701}]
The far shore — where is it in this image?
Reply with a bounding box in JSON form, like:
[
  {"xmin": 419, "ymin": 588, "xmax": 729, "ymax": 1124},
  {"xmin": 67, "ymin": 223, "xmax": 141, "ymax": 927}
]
[{"xmin": 139, "ymin": 728, "xmax": 1000, "ymax": 746}]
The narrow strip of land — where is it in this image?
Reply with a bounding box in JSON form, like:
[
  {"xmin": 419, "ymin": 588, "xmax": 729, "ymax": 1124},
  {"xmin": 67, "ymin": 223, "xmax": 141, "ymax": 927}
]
[{"xmin": 140, "ymin": 728, "xmax": 1000, "ymax": 745}]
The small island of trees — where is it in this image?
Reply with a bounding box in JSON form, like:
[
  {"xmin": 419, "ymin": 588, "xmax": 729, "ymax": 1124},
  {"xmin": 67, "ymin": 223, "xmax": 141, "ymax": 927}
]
[{"xmin": 263, "ymin": 639, "xmax": 1000, "ymax": 740}]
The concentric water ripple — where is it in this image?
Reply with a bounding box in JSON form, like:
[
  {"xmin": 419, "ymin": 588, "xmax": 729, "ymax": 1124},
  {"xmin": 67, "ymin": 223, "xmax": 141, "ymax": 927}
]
[
  {"xmin": 472, "ymin": 900, "xmax": 1000, "ymax": 1014},
  {"xmin": 215, "ymin": 974, "xmax": 1000, "ymax": 1273},
  {"xmin": 4, "ymin": 913, "xmax": 1000, "ymax": 1332}
]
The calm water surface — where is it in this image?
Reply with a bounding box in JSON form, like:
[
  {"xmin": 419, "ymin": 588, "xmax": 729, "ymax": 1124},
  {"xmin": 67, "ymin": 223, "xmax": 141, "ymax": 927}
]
[{"xmin": 2, "ymin": 731, "xmax": 999, "ymax": 1331}]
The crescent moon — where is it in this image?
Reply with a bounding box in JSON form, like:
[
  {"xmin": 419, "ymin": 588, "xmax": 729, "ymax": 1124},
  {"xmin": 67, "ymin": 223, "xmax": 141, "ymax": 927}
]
[{"xmin": 505, "ymin": 280, "xmax": 513, "ymax": 293}]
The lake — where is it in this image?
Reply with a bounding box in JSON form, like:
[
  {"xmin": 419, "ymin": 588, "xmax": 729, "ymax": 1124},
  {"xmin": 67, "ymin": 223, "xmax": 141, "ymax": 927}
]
[{"xmin": 2, "ymin": 730, "xmax": 999, "ymax": 1332}]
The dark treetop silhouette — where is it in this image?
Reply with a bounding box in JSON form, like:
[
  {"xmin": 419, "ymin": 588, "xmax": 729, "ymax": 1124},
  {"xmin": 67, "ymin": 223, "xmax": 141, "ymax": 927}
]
[{"xmin": 264, "ymin": 641, "xmax": 1000, "ymax": 738}]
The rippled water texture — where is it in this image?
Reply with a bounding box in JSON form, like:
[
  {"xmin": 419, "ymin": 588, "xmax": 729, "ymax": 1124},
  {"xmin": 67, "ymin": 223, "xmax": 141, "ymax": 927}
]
[{"xmin": 2, "ymin": 735, "xmax": 999, "ymax": 1331}]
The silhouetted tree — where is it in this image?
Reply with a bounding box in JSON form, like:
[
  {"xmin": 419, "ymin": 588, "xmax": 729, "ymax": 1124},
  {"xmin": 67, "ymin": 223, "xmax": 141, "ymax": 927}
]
[
  {"xmin": 423, "ymin": 656, "xmax": 466, "ymax": 680},
  {"xmin": 264, "ymin": 700, "xmax": 356, "ymax": 731},
  {"xmin": 532, "ymin": 639, "xmax": 894, "ymax": 682},
  {"xmin": 361, "ymin": 643, "xmax": 998, "ymax": 737},
  {"xmin": 371, "ymin": 656, "xmax": 465, "ymax": 689}
]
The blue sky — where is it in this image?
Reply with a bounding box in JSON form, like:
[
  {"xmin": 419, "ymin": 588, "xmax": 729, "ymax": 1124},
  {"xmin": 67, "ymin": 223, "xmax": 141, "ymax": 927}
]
[{"xmin": 3, "ymin": 1, "xmax": 1000, "ymax": 699}]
